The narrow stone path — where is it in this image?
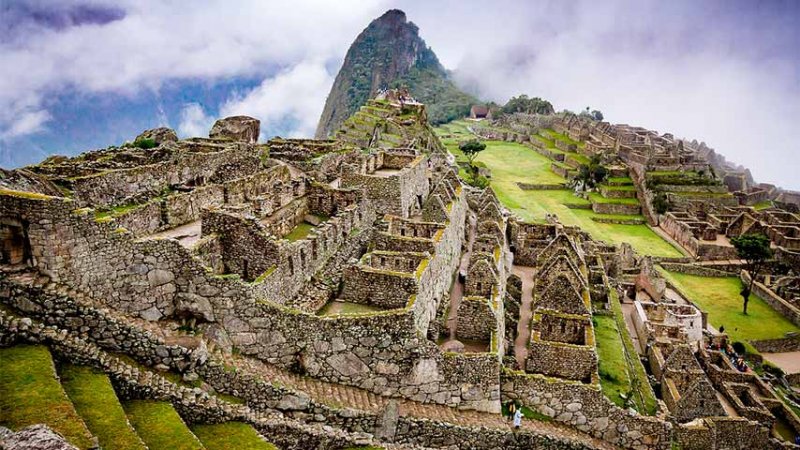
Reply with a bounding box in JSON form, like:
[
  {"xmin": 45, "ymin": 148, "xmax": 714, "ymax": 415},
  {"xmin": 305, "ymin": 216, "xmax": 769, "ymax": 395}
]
[
  {"xmin": 443, "ymin": 212, "xmax": 476, "ymax": 342},
  {"xmin": 512, "ymin": 265, "xmax": 537, "ymax": 367}
]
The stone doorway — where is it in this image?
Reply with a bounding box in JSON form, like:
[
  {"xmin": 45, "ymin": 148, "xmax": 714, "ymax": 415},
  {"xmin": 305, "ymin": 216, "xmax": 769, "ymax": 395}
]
[{"xmin": 0, "ymin": 219, "xmax": 32, "ymax": 268}]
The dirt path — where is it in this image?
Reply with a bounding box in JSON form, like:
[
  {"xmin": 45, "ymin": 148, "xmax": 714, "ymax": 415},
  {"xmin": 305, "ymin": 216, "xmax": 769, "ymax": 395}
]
[
  {"xmin": 763, "ymin": 351, "xmax": 800, "ymax": 374},
  {"xmin": 513, "ymin": 265, "xmax": 537, "ymax": 366}
]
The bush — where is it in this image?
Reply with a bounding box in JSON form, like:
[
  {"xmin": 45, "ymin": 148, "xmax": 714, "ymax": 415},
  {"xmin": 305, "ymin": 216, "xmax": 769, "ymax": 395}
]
[
  {"xmin": 469, "ymin": 175, "xmax": 490, "ymax": 189},
  {"xmin": 133, "ymin": 138, "xmax": 157, "ymax": 149},
  {"xmin": 732, "ymin": 341, "xmax": 747, "ymax": 355}
]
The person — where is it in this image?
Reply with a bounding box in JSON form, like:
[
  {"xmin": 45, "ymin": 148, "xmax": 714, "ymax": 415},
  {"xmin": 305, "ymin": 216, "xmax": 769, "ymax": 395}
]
[
  {"xmin": 718, "ymin": 324, "xmax": 725, "ymax": 333},
  {"xmin": 507, "ymin": 401, "xmax": 516, "ymax": 421},
  {"xmin": 513, "ymin": 407, "xmax": 523, "ymax": 430}
]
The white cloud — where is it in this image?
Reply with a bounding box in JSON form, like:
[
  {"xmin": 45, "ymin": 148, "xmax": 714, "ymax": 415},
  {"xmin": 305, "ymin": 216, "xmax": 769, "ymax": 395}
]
[
  {"xmin": 0, "ymin": 0, "xmax": 387, "ymax": 136},
  {"xmin": 220, "ymin": 61, "xmax": 333, "ymax": 139},
  {"xmin": 399, "ymin": 0, "xmax": 800, "ymax": 189},
  {"xmin": 2, "ymin": 110, "xmax": 51, "ymax": 139},
  {"xmin": 177, "ymin": 103, "xmax": 214, "ymax": 138}
]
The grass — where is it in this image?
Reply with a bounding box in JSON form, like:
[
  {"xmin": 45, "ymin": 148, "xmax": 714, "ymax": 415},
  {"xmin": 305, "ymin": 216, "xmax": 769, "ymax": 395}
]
[
  {"xmin": 607, "ymin": 289, "xmax": 659, "ymax": 414},
  {"xmin": 593, "ymin": 314, "xmax": 631, "ymax": 408},
  {"xmin": 191, "ymin": 422, "xmax": 277, "ymax": 450},
  {"xmin": 0, "ymin": 345, "xmax": 95, "ymax": 449},
  {"xmin": 60, "ymin": 365, "xmax": 146, "ymax": 450},
  {"xmin": 284, "ymin": 222, "xmax": 315, "ymax": 241},
  {"xmin": 124, "ymin": 400, "xmax": 205, "ymax": 450},
  {"xmin": 659, "ymin": 270, "xmax": 800, "ymax": 352},
  {"xmin": 753, "ymin": 200, "xmax": 774, "ymax": 211},
  {"xmin": 317, "ymin": 301, "xmax": 385, "ymax": 316}
]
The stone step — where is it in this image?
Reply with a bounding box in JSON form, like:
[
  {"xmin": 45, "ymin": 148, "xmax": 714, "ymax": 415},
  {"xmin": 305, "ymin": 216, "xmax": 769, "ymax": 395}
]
[
  {"xmin": 60, "ymin": 364, "xmax": 148, "ymax": 450},
  {"xmin": 123, "ymin": 400, "xmax": 206, "ymax": 450}
]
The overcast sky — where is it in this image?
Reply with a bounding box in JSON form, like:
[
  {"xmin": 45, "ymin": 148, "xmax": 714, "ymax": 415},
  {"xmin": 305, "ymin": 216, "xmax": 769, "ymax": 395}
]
[{"xmin": 1, "ymin": 0, "xmax": 798, "ymax": 188}]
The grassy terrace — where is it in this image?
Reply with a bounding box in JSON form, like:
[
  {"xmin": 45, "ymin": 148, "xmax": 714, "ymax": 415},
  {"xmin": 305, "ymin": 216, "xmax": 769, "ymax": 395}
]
[
  {"xmin": 435, "ymin": 122, "xmax": 682, "ymax": 257},
  {"xmin": 192, "ymin": 422, "xmax": 277, "ymax": 450},
  {"xmin": 124, "ymin": 400, "xmax": 205, "ymax": 450},
  {"xmin": 659, "ymin": 270, "xmax": 800, "ymax": 352},
  {"xmin": 588, "ymin": 193, "xmax": 640, "ymax": 205},
  {"xmin": 60, "ymin": 365, "xmax": 146, "ymax": 450},
  {"xmin": 0, "ymin": 345, "xmax": 95, "ymax": 449},
  {"xmin": 593, "ymin": 314, "xmax": 632, "ymax": 408},
  {"xmin": 284, "ymin": 222, "xmax": 315, "ymax": 241}
]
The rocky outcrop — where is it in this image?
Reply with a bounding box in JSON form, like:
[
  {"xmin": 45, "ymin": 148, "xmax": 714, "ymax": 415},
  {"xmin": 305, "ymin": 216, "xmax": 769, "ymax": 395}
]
[
  {"xmin": 0, "ymin": 425, "xmax": 79, "ymax": 450},
  {"xmin": 135, "ymin": 127, "xmax": 178, "ymax": 145},
  {"xmin": 209, "ymin": 116, "xmax": 260, "ymax": 143}
]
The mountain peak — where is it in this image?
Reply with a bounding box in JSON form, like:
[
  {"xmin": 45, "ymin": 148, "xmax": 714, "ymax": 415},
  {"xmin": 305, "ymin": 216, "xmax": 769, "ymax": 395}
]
[{"xmin": 315, "ymin": 10, "xmax": 475, "ymax": 139}]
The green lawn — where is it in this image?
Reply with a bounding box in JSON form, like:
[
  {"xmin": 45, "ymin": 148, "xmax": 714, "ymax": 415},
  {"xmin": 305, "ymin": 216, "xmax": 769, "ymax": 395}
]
[
  {"xmin": 124, "ymin": 400, "xmax": 205, "ymax": 450},
  {"xmin": 192, "ymin": 422, "xmax": 277, "ymax": 450},
  {"xmin": 659, "ymin": 270, "xmax": 800, "ymax": 349},
  {"xmin": 593, "ymin": 314, "xmax": 631, "ymax": 408},
  {"xmin": 60, "ymin": 365, "xmax": 146, "ymax": 450},
  {"xmin": 0, "ymin": 345, "xmax": 95, "ymax": 449},
  {"xmin": 284, "ymin": 222, "xmax": 315, "ymax": 241}
]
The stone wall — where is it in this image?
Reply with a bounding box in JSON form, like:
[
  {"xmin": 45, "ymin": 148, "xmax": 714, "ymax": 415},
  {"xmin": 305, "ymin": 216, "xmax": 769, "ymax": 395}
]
[
  {"xmin": 749, "ymin": 336, "xmax": 800, "ymax": 353},
  {"xmin": 70, "ymin": 144, "xmax": 254, "ymax": 208},
  {"xmin": 591, "ymin": 201, "xmax": 641, "ymax": 216},
  {"xmin": 526, "ymin": 341, "xmax": 597, "ymax": 382},
  {"xmin": 501, "ymin": 370, "xmax": 672, "ymax": 450},
  {"xmin": 456, "ymin": 296, "xmax": 497, "ymax": 342}
]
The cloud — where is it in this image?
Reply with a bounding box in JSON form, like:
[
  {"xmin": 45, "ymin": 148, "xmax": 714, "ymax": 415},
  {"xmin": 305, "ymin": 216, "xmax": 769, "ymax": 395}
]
[
  {"xmin": 1, "ymin": 110, "xmax": 51, "ymax": 139},
  {"xmin": 220, "ymin": 61, "xmax": 333, "ymax": 139},
  {"xmin": 177, "ymin": 103, "xmax": 214, "ymax": 138},
  {"xmin": 0, "ymin": 0, "xmax": 386, "ymax": 136},
  {"xmin": 399, "ymin": 0, "xmax": 800, "ymax": 189}
]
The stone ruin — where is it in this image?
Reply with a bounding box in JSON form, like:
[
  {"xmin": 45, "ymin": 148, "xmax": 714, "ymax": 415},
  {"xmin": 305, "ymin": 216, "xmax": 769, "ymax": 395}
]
[{"xmin": 0, "ymin": 93, "xmax": 798, "ymax": 450}]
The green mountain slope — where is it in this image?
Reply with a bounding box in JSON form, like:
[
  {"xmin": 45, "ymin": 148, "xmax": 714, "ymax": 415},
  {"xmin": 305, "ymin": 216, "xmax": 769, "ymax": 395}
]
[{"xmin": 315, "ymin": 9, "xmax": 477, "ymax": 139}]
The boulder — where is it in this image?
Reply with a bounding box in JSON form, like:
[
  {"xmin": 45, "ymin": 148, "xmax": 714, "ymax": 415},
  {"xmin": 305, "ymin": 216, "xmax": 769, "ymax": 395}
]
[
  {"xmin": 135, "ymin": 127, "xmax": 178, "ymax": 145},
  {"xmin": 0, "ymin": 424, "xmax": 79, "ymax": 450},
  {"xmin": 209, "ymin": 116, "xmax": 260, "ymax": 143}
]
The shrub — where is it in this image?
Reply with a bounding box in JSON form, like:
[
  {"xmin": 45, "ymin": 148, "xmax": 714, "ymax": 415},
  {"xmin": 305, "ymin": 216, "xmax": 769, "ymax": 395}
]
[
  {"xmin": 133, "ymin": 138, "xmax": 157, "ymax": 149},
  {"xmin": 469, "ymin": 175, "xmax": 490, "ymax": 189}
]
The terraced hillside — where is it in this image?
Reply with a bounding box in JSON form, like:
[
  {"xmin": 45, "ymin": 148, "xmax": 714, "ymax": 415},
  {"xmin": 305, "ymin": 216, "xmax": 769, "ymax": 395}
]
[
  {"xmin": 434, "ymin": 120, "xmax": 683, "ymax": 257},
  {"xmin": 0, "ymin": 345, "xmax": 278, "ymax": 450}
]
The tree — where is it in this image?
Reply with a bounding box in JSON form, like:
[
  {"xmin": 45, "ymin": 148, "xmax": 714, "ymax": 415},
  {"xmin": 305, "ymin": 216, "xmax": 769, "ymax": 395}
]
[
  {"xmin": 459, "ymin": 139, "xmax": 486, "ymax": 177},
  {"xmin": 591, "ymin": 109, "xmax": 604, "ymax": 121},
  {"xmin": 459, "ymin": 139, "xmax": 486, "ymax": 166},
  {"xmin": 731, "ymin": 233, "xmax": 773, "ymax": 315},
  {"xmin": 573, "ymin": 154, "xmax": 608, "ymax": 191},
  {"xmin": 501, "ymin": 95, "xmax": 554, "ymax": 115}
]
